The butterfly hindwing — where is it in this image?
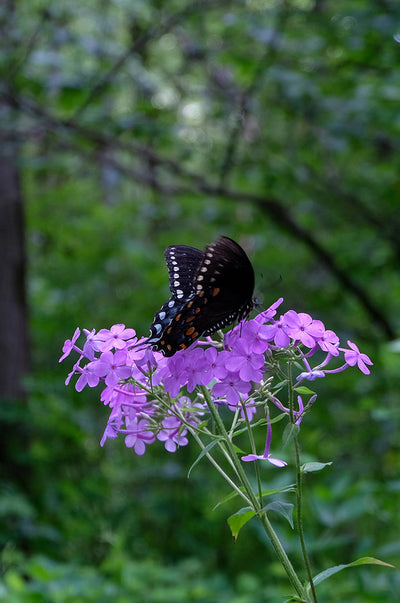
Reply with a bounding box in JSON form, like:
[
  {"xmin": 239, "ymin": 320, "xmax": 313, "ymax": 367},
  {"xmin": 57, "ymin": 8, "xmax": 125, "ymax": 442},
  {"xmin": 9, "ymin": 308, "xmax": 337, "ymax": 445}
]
[
  {"xmin": 164, "ymin": 245, "xmax": 204, "ymax": 300},
  {"xmin": 146, "ymin": 245, "xmax": 203, "ymax": 346}
]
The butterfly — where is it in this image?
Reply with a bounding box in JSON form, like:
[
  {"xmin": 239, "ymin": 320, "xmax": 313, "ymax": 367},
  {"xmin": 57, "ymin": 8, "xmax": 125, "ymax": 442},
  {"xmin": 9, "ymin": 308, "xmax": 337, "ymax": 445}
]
[{"xmin": 145, "ymin": 236, "xmax": 255, "ymax": 357}]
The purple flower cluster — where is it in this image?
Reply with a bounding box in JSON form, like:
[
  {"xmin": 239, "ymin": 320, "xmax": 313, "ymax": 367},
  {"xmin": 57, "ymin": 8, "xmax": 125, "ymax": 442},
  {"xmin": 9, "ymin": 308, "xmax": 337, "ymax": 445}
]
[{"xmin": 60, "ymin": 298, "xmax": 372, "ymax": 462}]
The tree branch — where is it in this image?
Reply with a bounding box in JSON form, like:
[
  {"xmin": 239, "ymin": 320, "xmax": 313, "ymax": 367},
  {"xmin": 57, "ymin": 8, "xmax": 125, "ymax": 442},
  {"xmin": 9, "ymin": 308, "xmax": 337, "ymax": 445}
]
[
  {"xmin": 72, "ymin": 0, "xmax": 242, "ymax": 120},
  {"xmin": 1, "ymin": 88, "xmax": 395, "ymax": 339}
]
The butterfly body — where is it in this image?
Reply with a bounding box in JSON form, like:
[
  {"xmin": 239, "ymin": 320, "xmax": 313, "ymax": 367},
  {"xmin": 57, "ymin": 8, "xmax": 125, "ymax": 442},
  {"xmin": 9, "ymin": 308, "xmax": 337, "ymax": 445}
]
[{"xmin": 146, "ymin": 236, "xmax": 255, "ymax": 356}]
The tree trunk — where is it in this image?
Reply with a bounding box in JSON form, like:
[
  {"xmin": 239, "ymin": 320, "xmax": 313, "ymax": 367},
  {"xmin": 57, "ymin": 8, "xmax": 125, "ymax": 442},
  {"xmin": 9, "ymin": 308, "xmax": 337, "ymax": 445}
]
[{"xmin": 0, "ymin": 139, "xmax": 29, "ymax": 401}]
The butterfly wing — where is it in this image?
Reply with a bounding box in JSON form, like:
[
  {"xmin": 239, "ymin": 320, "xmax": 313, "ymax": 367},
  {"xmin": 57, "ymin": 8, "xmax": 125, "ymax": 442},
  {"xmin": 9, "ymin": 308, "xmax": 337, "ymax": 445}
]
[
  {"xmin": 164, "ymin": 245, "xmax": 204, "ymax": 300},
  {"xmin": 195, "ymin": 236, "xmax": 255, "ymax": 334},
  {"xmin": 145, "ymin": 245, "xmax": 203, "ymax": 347},
  {"xmin": 151, "ymin": 236, "xmax": 255, "ymax": 356}
]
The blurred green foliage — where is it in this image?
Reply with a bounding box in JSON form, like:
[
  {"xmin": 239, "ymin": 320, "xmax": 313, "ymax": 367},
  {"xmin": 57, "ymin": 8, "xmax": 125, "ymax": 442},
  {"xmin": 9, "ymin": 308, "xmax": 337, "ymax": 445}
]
[{"xmin": 1, "ymin": 0, "xmax": 400, "ymax": 600}]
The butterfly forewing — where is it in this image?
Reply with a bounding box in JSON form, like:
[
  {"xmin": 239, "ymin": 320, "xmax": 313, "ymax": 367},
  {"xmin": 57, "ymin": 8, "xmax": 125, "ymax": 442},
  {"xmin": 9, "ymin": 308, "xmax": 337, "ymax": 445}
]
[{"xmin": 197, "ymin": 237, "xmax": 254, "ymax": 315}]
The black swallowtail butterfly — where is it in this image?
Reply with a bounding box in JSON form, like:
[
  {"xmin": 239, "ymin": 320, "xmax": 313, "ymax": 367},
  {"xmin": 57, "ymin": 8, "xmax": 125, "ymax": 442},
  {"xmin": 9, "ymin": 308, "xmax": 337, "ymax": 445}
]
[{"xmin": 145, "ymin": 236, "xmax": 255, "ymax": 357}]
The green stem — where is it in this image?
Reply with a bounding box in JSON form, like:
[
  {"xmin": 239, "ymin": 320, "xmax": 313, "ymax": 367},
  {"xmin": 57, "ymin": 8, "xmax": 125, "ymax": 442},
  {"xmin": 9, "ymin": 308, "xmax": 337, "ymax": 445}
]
[
  {"xmin": 241, "ymin": 400, "xmax": 263, "ymax": 503},
  {"xmin": 200, "ymin": 386, "xmax": 306, "ymax": 600},
  {"xmin": 294, "ymin": 437, "xmax": 317, "ymax": 603},
  {"xmin": 287, "ymin": 367, "xmax": 318, "ymax": 603},
  {"xmin": 188, "ymin": 427, "xmax": 253, "ymax": 506}
]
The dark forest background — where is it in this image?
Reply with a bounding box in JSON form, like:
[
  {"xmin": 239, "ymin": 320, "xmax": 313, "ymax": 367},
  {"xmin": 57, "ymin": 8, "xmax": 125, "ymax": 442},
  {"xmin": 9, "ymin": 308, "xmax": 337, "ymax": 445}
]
[{"xmin": 1, "ymin": 0, "xmax": 400, "ymax": 601}]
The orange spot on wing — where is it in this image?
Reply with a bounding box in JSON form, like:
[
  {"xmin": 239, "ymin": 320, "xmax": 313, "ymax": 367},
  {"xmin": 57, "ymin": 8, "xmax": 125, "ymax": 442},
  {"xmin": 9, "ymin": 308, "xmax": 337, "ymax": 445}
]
[
  {"xmin": 186, "ymin": 326, "xmax": 195, "ymax": 336},
  {"xmin": 212, "ymin": 287, "xmax": 220, "ymax": 297}
]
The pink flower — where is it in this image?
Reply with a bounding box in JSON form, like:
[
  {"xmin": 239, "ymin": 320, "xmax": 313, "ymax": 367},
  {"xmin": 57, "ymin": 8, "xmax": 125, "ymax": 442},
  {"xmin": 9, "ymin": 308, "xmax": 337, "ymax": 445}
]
[
  {"xmin": 213, "ymin": 373, "xmax": 251, "ymax": 406},
  {"xmin": 224, "ymin": 339, "xmax": 265, "ymax": 382},
  {"xmin": 157, "ymin": 415, "xmax": 189, "ymax": 452},
  {"xmin": 97, "ymin": 324, "xmax": 137, "ymax": 351},
  {"xmin": 340, "ymin": 341, "xmax": 373, "ymax": 375},
  {"xmin": 242, "ymin": 420, "xmax": 287, "ymax": 467},
  {"xmin": 90, "ymin": 350, "xmax": 132, "ymax": 387},
  {"xmin": 59, "ymin": 328, "xmax": 81, "ymax": 362},
  {"xmin": 125, "ymin": 417, "xmax": 156, "ymax": 455},
  {"xmin": 284, "ymin": 311, "xmax": 325, "ymax": 348}
]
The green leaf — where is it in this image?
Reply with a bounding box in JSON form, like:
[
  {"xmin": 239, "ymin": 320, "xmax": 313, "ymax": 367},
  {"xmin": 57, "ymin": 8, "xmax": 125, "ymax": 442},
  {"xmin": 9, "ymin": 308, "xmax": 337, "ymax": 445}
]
[
  {"xmin": 282, "ymin": 422, "xmax": 300, "ymax": 446},
  {"xmin": 301, "ymin": 461, "xmax": 332, "ymax": 474},
  {"xmin": 232, "ymin": 443, "xmax": 247, "ymax": 455},
  {"xmin": 232, "ymin": 414, "xmax": 285, "ymax": 440},
  {"xmin": 269, "ymin": 412, "xmax": 288, "ymax": 425},
  {"xmin": 272, "ymin": 379, "xmax": 289, "ymax": 391},
  {"xmin": 232, "ymin": 417, "xmax": 268, "ymax": 437},
  {"xmin": 260, "ymin": 484, "xmax": 297, "ymax": 497},
  {"xmin": 213, "ymin": 489, "xmax": 244, "ymax": 510},
  {"xmin": 294, "ymin": 386, "xmax": 316, "ymax": 396},
  {"xmin": 308, "ymin": 557, "xmax": 395, "ymax": 591},
  {"xmin": 214, "ymin": 483, "xmax": 296, "ymax": 511},
  {"xmin": 227, "ymin": 507, "xmax": 255, "ymax": 542},
  {"xmin": 187, "ymin": 438, "xmax": 222, "ymax": 478},
  {"xmin": 263, "ymin": 501, "xmax": 294, "ymax": 528}
]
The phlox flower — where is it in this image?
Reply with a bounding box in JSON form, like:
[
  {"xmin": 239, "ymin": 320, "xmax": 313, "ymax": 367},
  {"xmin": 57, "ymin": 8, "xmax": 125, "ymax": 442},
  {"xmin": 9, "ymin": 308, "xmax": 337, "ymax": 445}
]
[
  {"xmin": 101, "ymin": 385, "xmax": 121, "ymax": 406},
  {"xmin": 212, "ymin": 373, "xmax": 251, "ymax": 406},
  {"xmin": 297, "ymin": 368, "xmax": 326, "ymax": 381},
  {"xmin": 97, "ymin": 324, "xmax": 137, "ymax": 351},
  {"xmin": 224, "ymin": 339, "xmax": 265, "ymax": 382},
  {"xmin": 340, "ymin": 340, "xmax": 373, "ymax": 375},
  {"xmin": 61, "ymin": 297, "xmax": 372, "ymax": 458},
  {"xmin": 253, "ymin": 297, "xmax": 284, "ymax": 324},
  {"xmin": 129, "ymin": 344, "xmax": 159, "ymax": 373},
  {"xmin": 75, "ymin": 363, "xmax": 100, "ymax": 392},
  {"xmin": 313, "ymin": 323, "xmax": 340, "ymax": 356},
  {"xmin": 112, "ymin": 383, "xmax": 149, "ymax": 412},
  {"xmin": 284, "ymin": 311, "xmax": 325, "ymax": 348},
  {"xmin": 224, "ymin": 298, "xmax": 283, "ymax": 350},
  {"xmin": 65, "ymin": 357, "xmax": 83, "ymax": 386},
  {"xmin": 90, "ymin": 350, "xmax": 132, "ymax": 387},
  {"xmin": 234, "ymin": 320, "xmax": 271, "ymax": 354},
  {"xmin": 262, "ymin": 316, "xmax": 291, "ymax": 347},
  {"xmin": 242, "ymin": 418, "xmax": 287, "ymax": 467},
  {"xmin": 124, "ymin": 417, "xmax": 156, "ymax": 455},
  {"xmin": 181, "ymin": 347, "xmax": 210, "ymax": 392},
  {"xmin": 82, "ymin": 328, "xmax": 104, "ymax": 359},
  {"xmin": 100, "ymin": 405, "xmax": 124, "ymax": 446},
  {"xmin": 157, "ymin": 415, "xmax": 189, "ymax": 452},
  {"xmin": 203, "ymin": 347, "xmax": 230, "ymax": 380},
  {"xmin": 59, "ymin": 327, "xmax": 81, "ymax": 362},
  {"xmin": 155, "ymin": 351, "xmax": 189, "ymax": 398},
  {"xmin": 292, "ymin": 394, "xmax": 317, "ymax": 424}
]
